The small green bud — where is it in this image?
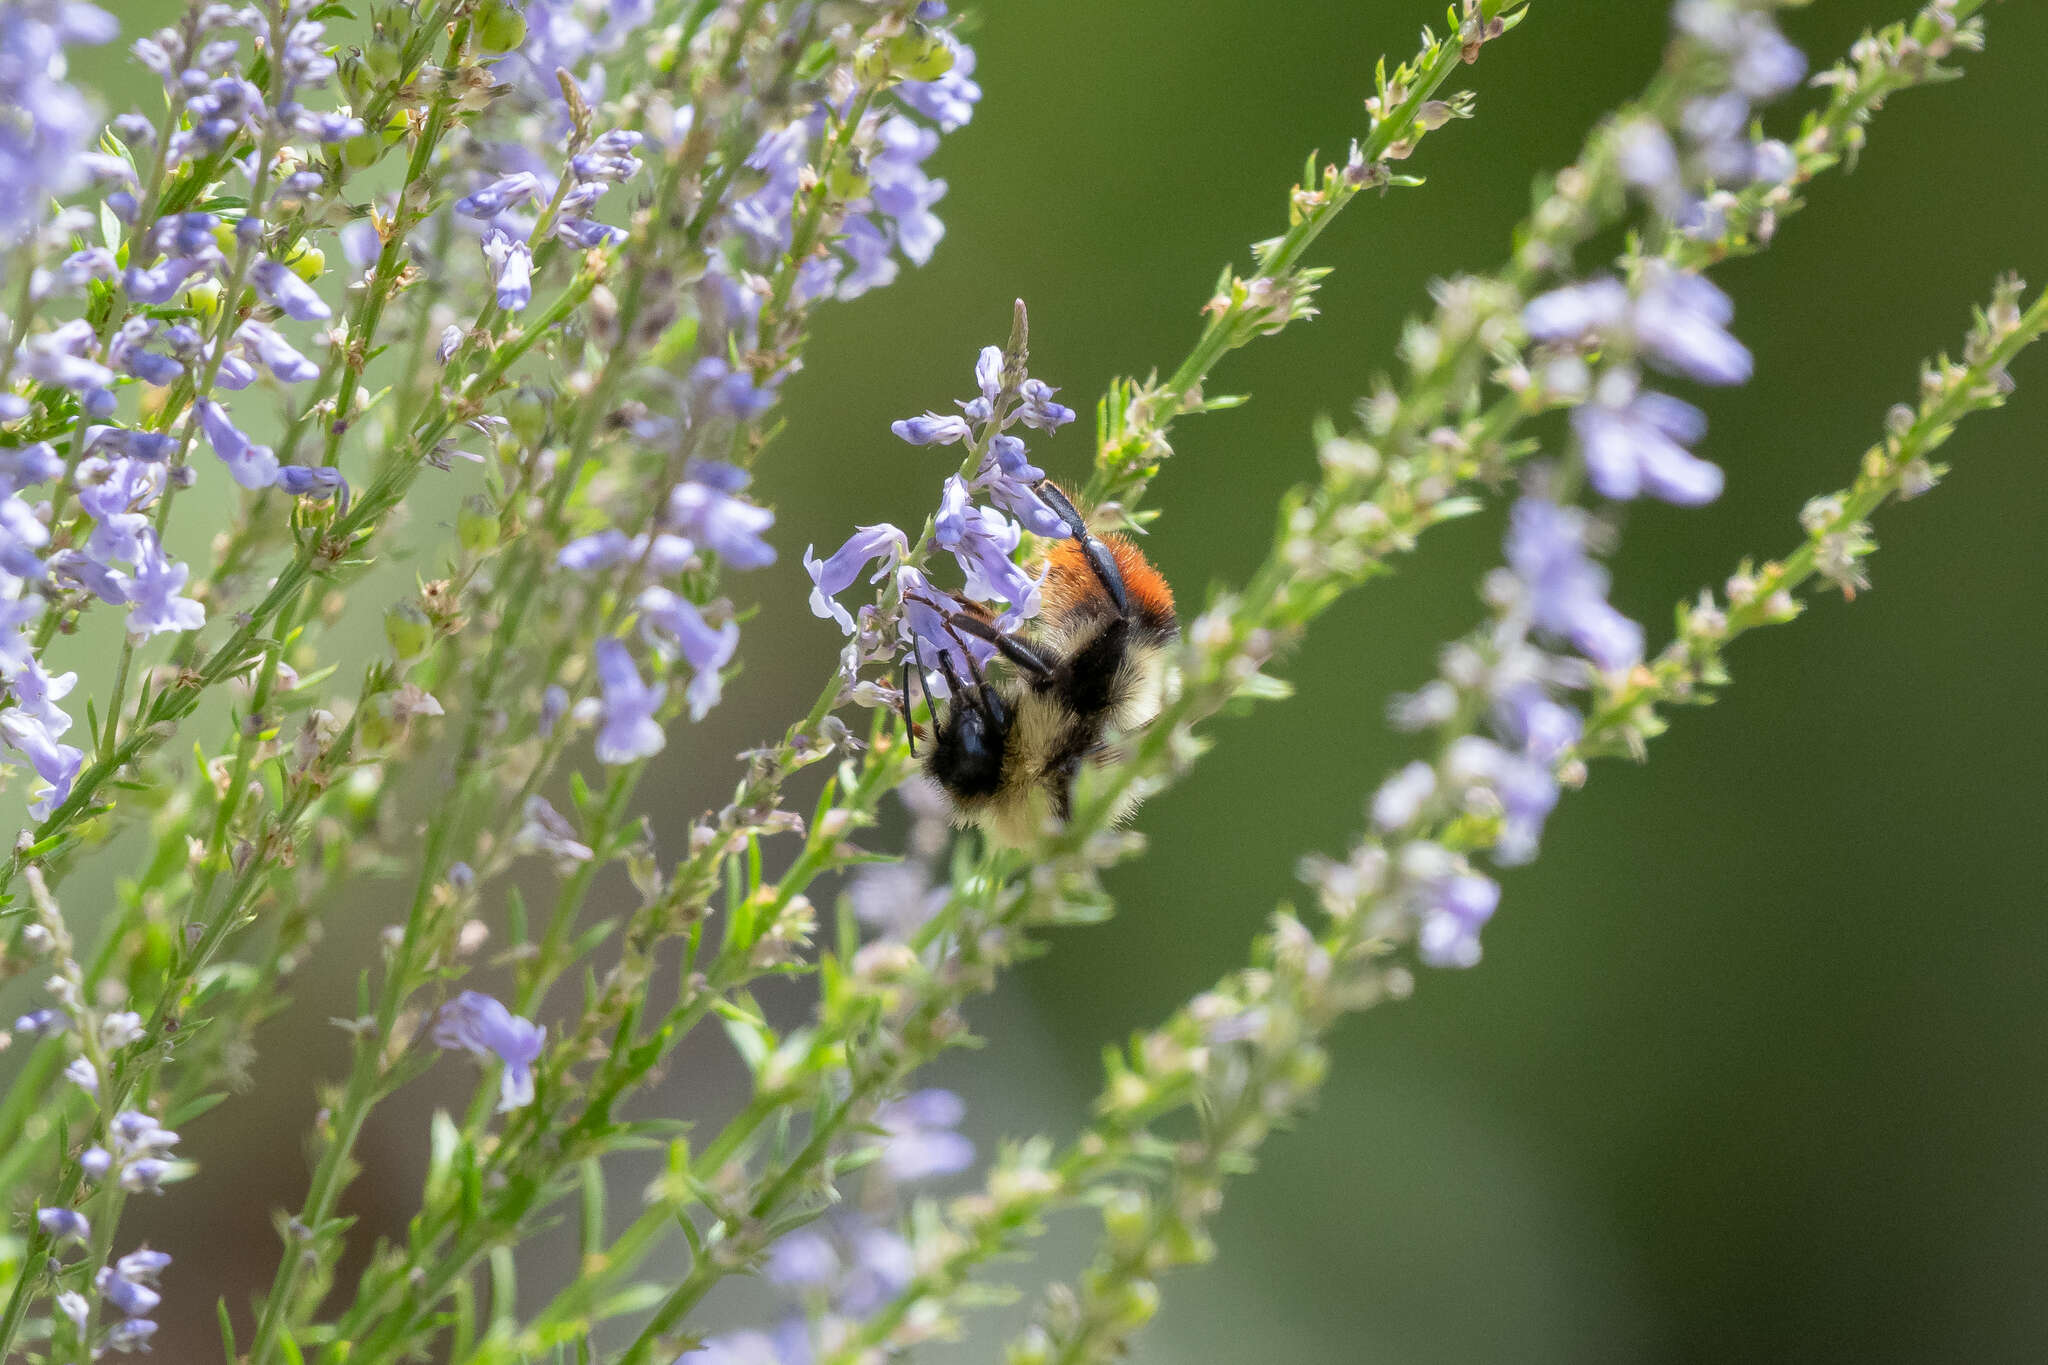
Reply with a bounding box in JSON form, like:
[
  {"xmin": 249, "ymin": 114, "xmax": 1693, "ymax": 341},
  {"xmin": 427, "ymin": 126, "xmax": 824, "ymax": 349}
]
[
  {"xmin": 825, "ymin": 158, "xmax": 869, "ymax": 201},
  {"xmin": 356, "ymin": 698, "xmax": 397, "ymax": 753},
  {"xmin": 475, "ymin": 0, "xmax": 527, "ymax": 52},
  {"xmin": 888, "ymin": 26, "xmax": 955, "ymax": 81},
  {"xmin": 384, "ymin": 600, "xmax": 432, "ymax": 660},
  {"xmin": 1112, "ymin": 1279, "xmax": 1160, "ymax": 1332},
  {"xmin": 1101, "ymin": 1189, "xmax": 1150, "ymax": 1253},
  {"xmin": 505, "ymin": 387, "xmax": 551, "ymax": 446},
  {"xmin": 362, "ymin": 36, "xmax": 402, "ymax": 84},
  {"xmin": 186, "ymin": 277, "xmax": 222, "ymax": 319},
  {"xmin": 342, "ymin": 765, "xmax": 384, "ymax": 817},
  {"xmin": 287, "ymin": 244, "xmax": 325, "ymax": 282},
  {"xmin": 852, "ymin": 41, "xmax": 891, "ymax": 86},
  {"xmin": 1004, "ymin": 1327, "xmax": 1053, "ymax": 1365},
  {"xmin": 457, "ymin": 494, "xmax": 500, "ymax": 553}
]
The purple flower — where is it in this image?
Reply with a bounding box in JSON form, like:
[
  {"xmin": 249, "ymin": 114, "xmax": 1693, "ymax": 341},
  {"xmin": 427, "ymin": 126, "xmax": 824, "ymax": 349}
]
[
  {"xmin": 592, "ymin": 637, "xmax": 665, "ymax": 763},
  {"xmin": 124, "ymin": 531, "xmax": 205, "ymax": 638},
  {"xmin": 36, "ymin": 1206, "xmax": 89, "ymax": 1245},
  {"xmin": 106, "ymin": 1319, "xmax": 157, "ymax": 1353},
  {"xmin": 692, "ymin": 355, "xmax": 780, "ymax": 419},
  {"xmin": 195, "ymin": 398, "xmax": 280, "ymax": 489},
  {"xmin": 894, "ymin": 35, "xmax": 980, "ymax": 131},
  {"xmin": 874, "ymin": 1089, "xmax": 973, "ymax": 1182},
  {"xmin": 1572, "ymin": 374, "xmax": 1723, "ymax": 506},
  {"xmin": 0, "ymin": 491, "xmax": 50, "ymax": 579},
  {"xmin": 15, "ymin": 321, "xmax": 114, "ymax": 393},
  {"xmin": 1492, "ymin": 683, "xmax": 1582, "ymax": 765},
  {"xmin": 455, "ymin": 171, "xmax": 541, "ymax": 218},
  {"xmin": 805, "ymin": 524, "xmax": 909, "ymax": 633},
  {"xmin": 1631, "ymin": 263, "xmax": 1752, "ymax": 387},
  {"xmin": 934, "ymin": 481, "xmax": 1039, "ymax": 616},
  {"xmin": 890, "ymin": 411, "xmax": 972, "ymax": 446},
  {"xmin": 115, "ymin": 1249, "xmax": 170, "ymax": 1284},
  {"xmin": 835, "ymin": 213, "xmax": 899, "ymax": 299},
  {"xmin": 1523, "ymin": 277, "xmax": 1631, "ymax": 343},
  {"xmin": 1016, "ymin": 379, "xmax": 1075, "ymax": 432},
  {"xmin": 1416, "ymin": 869, "xmax": 1501, "ymax": 969},
  {"xmin": 482, "ymin": 229, "xmax": 533, "ymax": 311},
  {"xmin": 1371, "ymin": 761, "xmax": 1437, "ymax": 832},
  {"xmin": 249, "ymin": 258, "xmax": 331, "ymax": 321},
  {"xmin": 237, "ymin": 319, "xmax": 321, "ymax": 382},
  {"xmin": 0, "ymin": 0, "xmax": 116, "ymax": 246},
  {"xmin": 1445, "ymin": 736, "xmax": 1559, "ymax": 866},
  {"xmin": 514, "ymin": 795, "xmax": 593, "ymax": 864},
  {"xmin": 635, "ymin": 589, "xmax": 738, "ymax": 720},
  {"xmin": 867, "ymin": 116, "xmax": 948, "ymax": 266},
  {"xmin": 432, "ymin": 991, "xmax": 545, "ymax": 1111},
  {"xmin": 1, "ymin": 704, "xmax": 83, "ymax": 820},
  {"xmin": 1503, "ymin": 497, "xmax": 1643, "ymax": 672},
  {"xmin": 94, "ymin": 1267, "xmax": 160, "ymax": 1318},
  {"xmin": 664, "ymin": 470, "xmax": 776, "ymax": 570}
]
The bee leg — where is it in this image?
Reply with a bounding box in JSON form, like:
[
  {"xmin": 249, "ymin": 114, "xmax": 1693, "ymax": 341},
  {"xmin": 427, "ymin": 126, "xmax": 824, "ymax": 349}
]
[
  {"xmin": 899, "ymin": 655, "xmax": 919, "ymax": 757},
  {"xmin": 940, "ymin": 608, "xmax": 1057, "ymax": 681},
  {"xmin": 933, "ymin": 646, "xmax": 985, "ymax": 725},
  {"xmin": 948, "ymin": 633, "xmax": 1012, "ymax": 731},
  {"xmin": 1034, "ymin": 480, "xmax": 1130, "ymax": 617}
]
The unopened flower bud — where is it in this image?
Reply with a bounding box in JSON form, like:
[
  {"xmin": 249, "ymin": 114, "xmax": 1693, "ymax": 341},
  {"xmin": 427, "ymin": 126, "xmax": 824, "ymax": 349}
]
[{"xmin": 384, "ymin": 601, "xmax": 432, "ymax": 659}]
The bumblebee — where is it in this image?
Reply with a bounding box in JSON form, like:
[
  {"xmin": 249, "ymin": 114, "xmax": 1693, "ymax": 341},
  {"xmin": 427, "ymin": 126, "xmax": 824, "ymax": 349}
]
[{"xmin": 904, "ymin": 483, "xmax": 1177, "ymax": 845}]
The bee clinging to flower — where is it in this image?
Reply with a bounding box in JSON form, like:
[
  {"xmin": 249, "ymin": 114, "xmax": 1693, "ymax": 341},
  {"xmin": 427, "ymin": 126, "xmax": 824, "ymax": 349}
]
[
  {"xmin": 804, "ymin": 307, "xmax": 1178, "ymax": 844},
  {"xmin": 903, "ymin": 480, "xmax": 1176, "ymax": 844}
]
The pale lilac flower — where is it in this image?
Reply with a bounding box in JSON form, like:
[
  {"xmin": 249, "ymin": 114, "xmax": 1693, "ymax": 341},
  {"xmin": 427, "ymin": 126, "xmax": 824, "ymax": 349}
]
[
  {"xmin": 874, "ymin": 1089, "xmax": 973, "ymax": 1182},
  {"xmin": 1631, "ymin": 263, "xmax": 1752, "ymax": 386},
  {"xmin": 55, "ymin": 1291, "xmax": 87, "ymax": 1333},
  {"xmin": 1016, "ymin": 379, "xmax": 1075, "ymax": 432},
  {"xmin": 635, "ymin": 588, "xmax": 737, "ymax": 720},
  {"xmin": 889, "ymin": 411, "xmax": 972, "ymax": 446},
  {"xmin": 195, "ymin": 398, "xmax": 280, "ymax": 489},
  {"xmin": 592, "ymin": 637, "xmax": 665, "ymax": 763},
  {"xmin": 806, "ymin": 524, "xmax": 909, "ymax": 632},
  {"xmin": 513, "ymin": 795, "xmax": 593, "ymax": 864},
  {"xmin": 124, "ymin": 531, "xmax": 205, "ymax": 638},
  {"xmin": 432, "ymin": 991, "xmax": 545, "ymax": 1111},
  {"xmin": 664, "ymin": 466, "xmax": 776, "ymax": 570},
  {"xmin": 37, "ymin": 1206, "xmax": 89, "ymax": 1245},
  {"xmin": 1, "ymin": 706, "xmax": 83, "ymax": 820},
  {"xmin": 0, "ymin": 0, "xmax": 117, "ymax": 247},
  {"xmin": 277, "ymin": 465, "xmax": 347, "ymax": 506},
  {"xmin": 934, "ymin": 484, "xmax": 1038, "ymax": 616},
  {"xmin": 1572, "ymin": 373, "xmax": 1723, "ymax": 506},
  {"xmin": 1371, "ymin": 761, "xmax": 1437, "ymax": 832},
  {"xmin": 1503, "ymin": 497, "xmax": 1644, "ymax": 672},
  {"xmin": 1416, "ymin": 869, "xmax": 1501, "ymax": 969},
  {"xmin": 94, "ymin": 1268, "xmax": 160, "ymax": 1318},
  {"xmin": 679, "ymin": 1332, "xmax": 788, "ymax": 1365},
  {"xmin": 455, "ymin": 171, "xmax": 541, "ymax": 218},
  {"xmin": 692, "ymin": 355, "xmax": 779, "ymax": 419},
  {"xmin": 106, "ymin": 1320, "xmax": 157, "ymax": 1353},
  {"xmin": 481, "ymin": 229, "xmax": 533, "ymax": 311},
  {"xmin": 236, "ymin": 318, "xmax": 321, "ymax": 382},
  {"xmin": 249, "ymin": 257, "xmax": 331, "ymax": 320}
]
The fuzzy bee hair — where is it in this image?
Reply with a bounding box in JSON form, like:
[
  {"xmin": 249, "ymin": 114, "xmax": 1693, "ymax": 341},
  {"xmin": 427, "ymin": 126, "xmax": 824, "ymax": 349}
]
[{"xmin": 909, "ymin": 484, "xmax": 1177, "ymax": 846}]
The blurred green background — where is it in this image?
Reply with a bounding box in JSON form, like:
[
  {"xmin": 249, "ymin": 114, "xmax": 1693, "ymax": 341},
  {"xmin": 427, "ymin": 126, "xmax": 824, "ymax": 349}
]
[{"xmin": 65, "ymin": 1, "xmax": 2048, "ymax": 1361}]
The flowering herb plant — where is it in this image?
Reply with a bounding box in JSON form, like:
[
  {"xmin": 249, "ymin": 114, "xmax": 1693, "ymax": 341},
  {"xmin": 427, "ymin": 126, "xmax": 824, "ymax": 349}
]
[{"xmin": 0, "ymin": 0, "xmax": 2033, "ymax": 1360}]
